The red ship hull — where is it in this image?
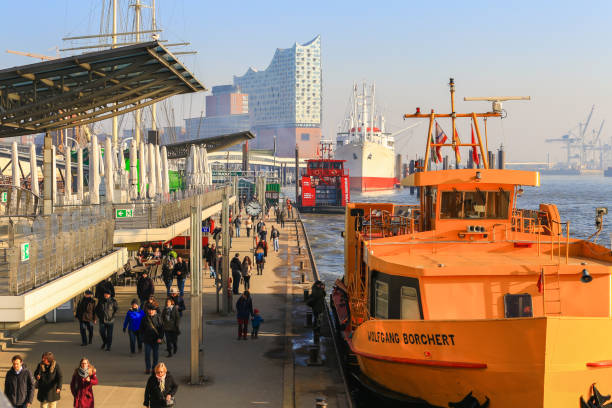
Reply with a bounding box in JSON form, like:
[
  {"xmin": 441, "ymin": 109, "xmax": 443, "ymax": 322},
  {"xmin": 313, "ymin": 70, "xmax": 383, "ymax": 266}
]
[{"xmin": 350, "ymin": 176, "xmax": 397, "ymax": 192}]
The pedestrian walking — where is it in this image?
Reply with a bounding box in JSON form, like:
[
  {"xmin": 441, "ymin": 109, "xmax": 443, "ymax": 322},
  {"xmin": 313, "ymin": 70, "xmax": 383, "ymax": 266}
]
[
  {"xmin": 94, "ymin": 279, "xmax": 114, "ymax": 304},
  {"xmin": 241, "ymin": 256, "xmax": 252, "ymax": 291},
  {"xmin": 139, "ymin": 307, "xmax": 164, "ymax": 375},
  {"xmin": 207, "ymin": 244, "xmax": 217, "ymax": 279},
  {"xmin": 34, "ymin": 352, "xmax": 62, "ymax": 408},
  {"xmin": 236, "ymin": 291, "xmax": 253, "ymax": 340},
  {"xmin": 162, "ymin": 298, "xmax": 180, "ymax": 357},
  {"xmin": 169, "ymin": 288, "xmax": 186, "ymax": 317},
  {"xmin": 255, "ymin": 244, "xmax": 265, "ymax": 275},
  {"xmin": 307, "ymin": 280, "xmax": 326, "ymax": 332},
  {"xmin": 137, "ymin": 270, "xmax": 155, "ymax": 306},
  {"xmin": 251, "ymin": 309, "xmax": 264, "ymax": 339},
  {"xmin": 258, "ymin": 224, "xmax": 268, "ymax": 244},
  {"xmin": 69, "ymin": 358, "xmax": 97, "ymax": 408},
  {"xmin": 245, "ymin": 217, "xmax": 252, "ymax": 237},
  {"xmin": 143, "ymin": 363, "xmax": 178, "ymax": 408},
  {"xmin": 234, "ymin": 214, "xmax": 241, "ymax": 237},
  {"xmin": 75, "ymin": 290, "xmax": 96, "ymax": 346},
  {"xmin": 256, "ymin": 219, "xmax": 265, "ymax": 235},
  {"xmin": 123, "ymin": 299, "xmax": 145, "ymax": 354},
  {"xmin": 280, "ymin": 208, "xmax": 285, "ymax": 228},
  {"xmin": 174, "ymin": 257, "xmax": 188, "ymax": 297},
  {"xmin": 229, "ymin": 223, "xmax": 234, "ymax": 248},
  {"xmin": 230, "ymin": 253, "xmax": 242, "ymax": 295},
  {"xmin": 4, "ymin": 354, "xmax": 35, "ymax": 408},
  {"xmin": 161, "ymin": 257, "xmax": 175, "ymax": 297},
  {"xmin": 94, "ymin": 291, "xmax": 118, "ymax": 351},
  {"xmin": 143, "ymin": 295, "xmax": 161, "ymax": 314},
  {"xmin": 271, "ymin": 226, "xmax": 280, "ymax": 252}
]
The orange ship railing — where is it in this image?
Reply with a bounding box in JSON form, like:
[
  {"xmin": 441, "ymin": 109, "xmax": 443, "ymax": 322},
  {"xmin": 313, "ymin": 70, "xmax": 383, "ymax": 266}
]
[{"xmin": 360, "ymin": 206, "xmax": 421, "ymax": 238}]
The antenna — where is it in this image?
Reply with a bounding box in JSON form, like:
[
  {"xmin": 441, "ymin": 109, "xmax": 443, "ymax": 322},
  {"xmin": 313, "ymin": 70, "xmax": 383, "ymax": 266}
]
[{"xmin": 463, "ymin": 96, "xmax": 531, "ymax": 115}]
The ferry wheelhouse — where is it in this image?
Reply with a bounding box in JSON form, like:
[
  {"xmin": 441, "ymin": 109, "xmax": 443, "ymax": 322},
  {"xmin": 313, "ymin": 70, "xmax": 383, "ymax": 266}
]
[{"xmin": 333, "ymin": 80, "xmax": 612, "ymax": 407}]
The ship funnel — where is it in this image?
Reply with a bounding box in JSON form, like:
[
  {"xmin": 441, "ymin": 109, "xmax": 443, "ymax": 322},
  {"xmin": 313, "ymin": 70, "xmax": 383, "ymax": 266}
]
[{"xmin": 581, "ymin": 269, "xmax": 593, "ymax": 283}]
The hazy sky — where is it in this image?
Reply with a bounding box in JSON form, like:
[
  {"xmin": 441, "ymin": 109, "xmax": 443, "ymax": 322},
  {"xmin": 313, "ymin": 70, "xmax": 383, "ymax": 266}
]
[{"xmin": 2, "ymin": 0, "xmax": 612, "ymax": 163}]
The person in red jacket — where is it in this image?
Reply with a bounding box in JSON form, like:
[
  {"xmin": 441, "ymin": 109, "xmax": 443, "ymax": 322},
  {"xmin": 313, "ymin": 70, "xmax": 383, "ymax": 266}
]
[{"xmin": 70, "ymin": 358, "xmax": 98, "ymax": 408}]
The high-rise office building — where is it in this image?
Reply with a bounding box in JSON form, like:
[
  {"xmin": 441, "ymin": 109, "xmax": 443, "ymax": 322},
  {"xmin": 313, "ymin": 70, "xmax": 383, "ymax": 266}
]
[{"xmin": 233, "ymin": 35, "xmax": 321, "ymax": 157}]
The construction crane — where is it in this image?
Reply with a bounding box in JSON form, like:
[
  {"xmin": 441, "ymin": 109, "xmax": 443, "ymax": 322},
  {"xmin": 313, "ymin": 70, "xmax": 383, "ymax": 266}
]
[
  {"xmin": 6, "ymin": 49, "xmax": 57, "ymax": 61},
  {"xmin": 546, "ymin": 105, "xmax": 595, "ymax": 169}
]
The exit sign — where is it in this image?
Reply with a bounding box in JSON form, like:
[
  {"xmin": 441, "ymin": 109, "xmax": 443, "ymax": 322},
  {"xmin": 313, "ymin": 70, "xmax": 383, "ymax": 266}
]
[
  {"xmin": 20, "ymin": 243, "xmax": 30, "ymax": 262},
  {"xmin": 1, "ymin": 192, "xmax": 7, "ymax": 203},
  {"xmin": 115, "ymin": 209, "xmax": 134, "ymax": 218}
]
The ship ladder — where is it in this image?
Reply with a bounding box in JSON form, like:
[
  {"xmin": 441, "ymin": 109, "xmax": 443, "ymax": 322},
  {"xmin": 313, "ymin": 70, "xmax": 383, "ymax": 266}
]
[{"xmin": 542, "ymin": 265, "xmax": 562, "ymax": 316}]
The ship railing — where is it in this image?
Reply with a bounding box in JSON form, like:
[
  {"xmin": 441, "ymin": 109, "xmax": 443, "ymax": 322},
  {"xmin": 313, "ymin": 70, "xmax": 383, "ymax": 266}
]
[
  {"xmin": 512, "ymin": 208, "xmax": 571, "ymax": 264},
  {"xmin": 360, "ymin": 207, "xmax": 420, "ymax": 238}
]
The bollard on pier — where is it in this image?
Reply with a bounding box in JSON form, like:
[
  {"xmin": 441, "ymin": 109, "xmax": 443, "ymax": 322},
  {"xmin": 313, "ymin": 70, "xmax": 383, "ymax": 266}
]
[
  {"xmin": 315, "ymin": 397, "xmax": 328, "ymax": 407},
  {"xmin": 306, "ymin": 311, "xmax": 313, "ymax": 327}
]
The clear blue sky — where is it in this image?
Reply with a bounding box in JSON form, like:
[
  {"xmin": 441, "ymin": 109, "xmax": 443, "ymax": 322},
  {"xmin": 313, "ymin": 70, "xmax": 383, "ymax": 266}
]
[{"xmin": 2, "ymin": 0, "xmax": 612, "ymax": 163}]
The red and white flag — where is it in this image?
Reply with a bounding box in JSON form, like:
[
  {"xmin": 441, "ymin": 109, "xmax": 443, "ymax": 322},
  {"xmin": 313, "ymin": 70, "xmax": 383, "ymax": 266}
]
[
  {"xmin": 471, "ymin": 124, "xmax": 480, "ymax": 167},
  {"xmin": 434, "ymin": 122, "xmax": 448, "ymax": 163}
]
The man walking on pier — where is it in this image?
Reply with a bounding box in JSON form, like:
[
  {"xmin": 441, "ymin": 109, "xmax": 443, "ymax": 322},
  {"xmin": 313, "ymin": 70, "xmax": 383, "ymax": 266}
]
[
  {"xmin": 174, "ymin": 257, "xmax": 188, "ymax": 297},
  {"xmin": 231, "ymin": 253, "xmax": 242, "ymax": 295},
  {"xmin": 75, "ymin": 290, "xmax": 96, "ymax": 346},
  {"xmin": 137, "ymin": 271, "xmax": 155, "ymax": 307},
  {"xmin": 95, "ymin": 291, "xmax": 118, "ymax": 351},
  {"xmin": 140, "ymin": 307, "xmax": 165, "ymax": 375},
  {"xmin": 236, "ymin": 291, "xmax": 253, "ymax": 340},
  {"xmin": 270, "ymin": 226, "xmax": 280, "ymax": 252},
  {"xmin": 4, "ymin": 354, "xmax": 35, "ymax": 408},
  {"xmin": 234, "ymin": 214, "xmax": 242, "ymax": 237},
  {"xmin": 307, "ymin": 281, "xmax": 326, "ymax": 332}
]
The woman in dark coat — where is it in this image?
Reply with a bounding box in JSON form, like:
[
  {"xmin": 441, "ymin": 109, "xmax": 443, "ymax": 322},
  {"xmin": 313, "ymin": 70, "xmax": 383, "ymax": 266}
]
[
  {"xmin": 161, "ymin": 297, "xmax": 180, "ymax": 357},
  {"xmin": 70, "ymin": 358, "xmax": 98, "ymax": 408},
  {"xmin": 34, "ymin": 351, "xmax": 62, "ymax": 406},
  {"xmin": 143, "ymin": 363, "xmax": 178, "ymax": 408}
]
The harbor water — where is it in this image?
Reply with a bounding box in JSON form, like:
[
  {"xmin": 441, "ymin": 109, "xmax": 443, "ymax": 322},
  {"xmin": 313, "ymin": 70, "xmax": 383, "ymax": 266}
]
[{"xmin": 291, "ymin": 175, "xmax": 612, "ymax": 288}]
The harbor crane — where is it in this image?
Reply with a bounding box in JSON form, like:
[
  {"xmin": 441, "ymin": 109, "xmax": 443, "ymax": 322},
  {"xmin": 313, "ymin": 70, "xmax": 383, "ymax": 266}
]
[{"xmin": 545, "ymin": 105, "xmax": 608, "ymax": 170}]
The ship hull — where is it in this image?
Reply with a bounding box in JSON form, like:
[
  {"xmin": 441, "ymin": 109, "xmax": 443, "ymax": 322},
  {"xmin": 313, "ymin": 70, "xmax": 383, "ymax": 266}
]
[
  {"xmin": 335, "ymin": 142, "xmax": 397, "ymax": 192},
  {"xmin": 347, "ymin": 317, "xmax": 612, "ymax": 407}
]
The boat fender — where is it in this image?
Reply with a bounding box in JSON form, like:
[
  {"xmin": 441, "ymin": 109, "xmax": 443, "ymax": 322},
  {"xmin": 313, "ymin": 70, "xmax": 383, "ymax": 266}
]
[{"xmin": 449, "ymin": 391, "xmax": 489, "ymax": 408}]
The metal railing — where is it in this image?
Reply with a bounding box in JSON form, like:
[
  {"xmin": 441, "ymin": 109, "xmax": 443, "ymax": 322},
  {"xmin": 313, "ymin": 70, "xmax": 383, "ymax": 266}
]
[
  {"xmin": 113, "ymin": 186, "xmax": 224, "ymax": 230},
  {"xmin": 359, "ymin": 206, "xmax": 421, "ymax": 238},
  {"xmin": 0, "ymin": 204, "xmax": 115, "ymax": 295}
]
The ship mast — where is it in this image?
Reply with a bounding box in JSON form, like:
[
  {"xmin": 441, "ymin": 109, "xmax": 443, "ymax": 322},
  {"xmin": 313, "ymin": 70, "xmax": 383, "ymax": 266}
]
[{"xmin": 403, "ymin": 78, "xmax": 501, "ymax": 171}]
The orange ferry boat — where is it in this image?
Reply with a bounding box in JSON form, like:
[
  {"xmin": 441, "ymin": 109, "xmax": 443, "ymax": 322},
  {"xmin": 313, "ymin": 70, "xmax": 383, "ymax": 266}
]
[{"xmin": 331, "ymin": 80, "xmax": 612, "ymax": 407}]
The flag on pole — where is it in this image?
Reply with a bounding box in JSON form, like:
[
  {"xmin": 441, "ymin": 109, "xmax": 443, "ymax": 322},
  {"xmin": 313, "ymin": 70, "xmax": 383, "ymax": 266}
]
[
  {"xmin": 434, "ymin": 122, "xmax": 448, "ymax": 163},
  {"xmin": 537, "ymin": 269, "xmax": 544, "ymax": 293},
  {"xmin": 453, "ymin": 127, "xmax": 462, "ymax": 163},
  {"xmin": 471, "ymin": 124, "xmax": 480, "ymax": 166}
]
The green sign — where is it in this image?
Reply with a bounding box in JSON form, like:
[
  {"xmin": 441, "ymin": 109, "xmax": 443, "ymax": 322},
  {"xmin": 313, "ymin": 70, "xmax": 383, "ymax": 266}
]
[
  {"xmin": 1, "ymin": 192, "xmax": 7, "ymax": 203},
  {"xmin": 115, "ymin": 209, "xmax": 134, "ymax": 218},
  {"xmin": 20, "ymin": 243, "xmax": 30, "ymax": 262}
]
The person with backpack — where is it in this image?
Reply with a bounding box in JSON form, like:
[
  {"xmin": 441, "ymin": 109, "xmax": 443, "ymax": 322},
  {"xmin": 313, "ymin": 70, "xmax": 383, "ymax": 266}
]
[
  {"xmin": 255, "ymin": 244, "xmax": 265, "ymax": 275},
  {"xmin": 75, "ymin": 290, "xmax": 96, "ymax": 346},
  {"xmin": 270, "ymin": 226, "xmax": 280, "ymax": 253}
]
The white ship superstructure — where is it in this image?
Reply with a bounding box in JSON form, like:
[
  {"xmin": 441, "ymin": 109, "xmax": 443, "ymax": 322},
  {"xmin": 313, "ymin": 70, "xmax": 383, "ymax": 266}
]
[{"xmin": 335, "ymin": 82, "xmax": 397, "ymax": 191}]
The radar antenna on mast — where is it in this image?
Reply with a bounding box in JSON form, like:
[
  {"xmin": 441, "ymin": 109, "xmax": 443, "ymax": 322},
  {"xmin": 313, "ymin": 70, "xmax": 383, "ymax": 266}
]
[{"xmin": 463, "ymin": 96, "xmax": 531, "ymax": 117}]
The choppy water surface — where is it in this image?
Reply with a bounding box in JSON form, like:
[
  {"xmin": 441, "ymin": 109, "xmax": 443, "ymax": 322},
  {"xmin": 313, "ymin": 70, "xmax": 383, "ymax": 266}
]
[{"xmin": 289, "ymin": 175, "xmax": 612, "ymax": 286}]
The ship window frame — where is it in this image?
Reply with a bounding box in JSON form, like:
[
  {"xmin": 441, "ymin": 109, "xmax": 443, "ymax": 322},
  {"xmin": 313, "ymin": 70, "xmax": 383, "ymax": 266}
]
[
  {"xmin": 503, "ymin": 293, "xmax": 533, "ymax": 318},
  {"xmin": 374, "ymin": 280, "xmax": 389, "ymax": 319},
  {"xmin": 439, "ymin": 189, "xmax": 510, "ymax": 220}
]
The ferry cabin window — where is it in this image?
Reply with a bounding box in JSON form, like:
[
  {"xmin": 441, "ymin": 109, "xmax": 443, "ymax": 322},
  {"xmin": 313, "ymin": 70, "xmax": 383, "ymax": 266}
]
[
  {"xmin": 374, "ymin": 281, "xmax": 389, "ymax": 319},
  {"xmin": 503, "ymin": 294, "xmax": 533, "ymax": 318},
  {"xmin": 440, "ymin": 190, "xmax": 510, "ymax": 219},
  {"xmin": 333, "ymin": 162, "xmax": 342, "ymax": 169},
  {"xmin": 400, "ymin": 286, "xmax": 420, "ymax": 320},
  {"xmin": 309, "ymin": 162, "xmax": 321, "ymax": 169}
]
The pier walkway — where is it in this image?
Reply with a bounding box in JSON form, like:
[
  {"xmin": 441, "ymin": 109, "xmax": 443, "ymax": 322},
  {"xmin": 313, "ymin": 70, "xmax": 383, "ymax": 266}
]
[{"xmin": 0, "ymin": 213, "xmax": 348, "ymax": 407}]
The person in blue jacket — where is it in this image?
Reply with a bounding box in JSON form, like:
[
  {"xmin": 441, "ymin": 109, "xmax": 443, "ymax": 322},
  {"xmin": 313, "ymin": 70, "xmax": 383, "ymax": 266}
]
[
  {"xmin": 251, "ymin": 309, "xmax": 264, "ymax": 339},
  {"xmin": 123, "ymin": 299, "xmax": 145, "ymax": 354}
]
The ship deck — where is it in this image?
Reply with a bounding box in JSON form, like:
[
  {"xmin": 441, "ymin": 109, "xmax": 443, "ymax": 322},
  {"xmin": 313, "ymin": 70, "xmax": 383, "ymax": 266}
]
[{"xmin": 366, "ymin": 233, "xmax": 612, "ymax": 276}]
